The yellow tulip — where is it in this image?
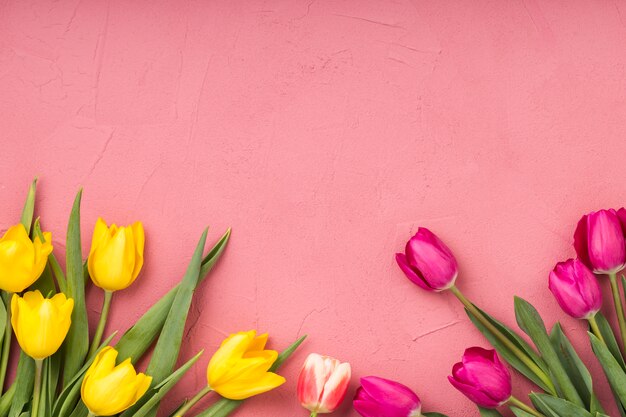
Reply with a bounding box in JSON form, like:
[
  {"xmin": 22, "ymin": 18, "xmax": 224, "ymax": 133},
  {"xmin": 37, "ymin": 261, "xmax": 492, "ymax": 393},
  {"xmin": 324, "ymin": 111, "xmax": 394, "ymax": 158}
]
[
  {"xmin": 0, "ymin": 224, "xmax": 53, "ymax": 293},
  {"xmin": 11, "ymin": 291, "xmax": 73, "ymax": 360},
  {"xmin": 81, "ymin": 346, "xmax": 152, "ymax": 416},
  {"xmin": 207, "ymin": 330, "xmax": 285, "ymax": 400},
  {"xmin": 88, "ymin": 218, "xmax": 145, "ymax": 292}
]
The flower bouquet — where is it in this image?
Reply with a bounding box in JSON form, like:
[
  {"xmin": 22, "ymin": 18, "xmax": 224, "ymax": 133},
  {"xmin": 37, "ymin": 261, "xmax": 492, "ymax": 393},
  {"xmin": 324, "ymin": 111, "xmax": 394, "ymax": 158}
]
[
  {"xmin": 393, "ymin": 211, "xmax": 626, "ymax": 417},
  {"xmin": 0, "ymin": 179, "xmax": 304, "ymax": 417}
]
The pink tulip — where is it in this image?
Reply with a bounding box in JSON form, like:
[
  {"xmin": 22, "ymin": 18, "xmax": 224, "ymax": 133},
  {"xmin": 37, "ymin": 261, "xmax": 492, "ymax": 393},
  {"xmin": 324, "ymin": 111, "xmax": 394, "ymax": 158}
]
[
  {"xmin": 448, "ymin": 347, "xmax": 512, "ymax": 408},
  {"xmin": 396, "ymin": 228, "xmax": 458, "ymax": 292},
  {"xmin": 574, "ymin": 209, "xmax": 626, "ymax": 274},
  {"xmin": 297, "ymin": 353, "xmax": 351, "ymax": 415},
  {"xmin": 353, "ymin": 376, "xmax": 421, "ymax": 417},
  {"xmin": 549, "ymin": 259, "xmax": 602, "ymax": 319}
]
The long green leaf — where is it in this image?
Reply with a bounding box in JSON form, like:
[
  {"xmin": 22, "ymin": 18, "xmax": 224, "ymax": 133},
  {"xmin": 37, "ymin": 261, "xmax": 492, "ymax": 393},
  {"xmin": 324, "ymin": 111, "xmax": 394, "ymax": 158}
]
[
  {"xmin": 550, "ymin": 323, "xmax": 602, "ymax": 413},
  {"xmin": 0, "ymin": 384, "xmax": 16, "ymax": 417},
  {"xmin": 20, "ymin": 178, "xmax": 37, "ymax": 234},
  {"xmin": 121, "ymin": 229, "xmax": 208, "ymax": 417},
  {"xmin": 590, "ymin": 332, "xmax": 626, "ymax": 409},
  {"xmin": 8, "ymin": 352, "xmax": 35, "ymax": 417},
  {"xmin": 196, "ymin": 335, "xmax": 307, "ymax": 417},
  {"xmin": 423, "ymin": 413, "xmax": 449, "ymax": 417},
  {"xmin": 115, "ymin": 229, "xmax": 230, "ymax": 363},
  {"xmin": 62, "ymin": 190, "xmax": 88, "ymax": 385},
  {"xmin": 530, "ymin": 393, "xmax": 592, "ymax": 417},
  {"xmin": 514, "ymin": 297, "xmax": 583, "ymax": 407}
]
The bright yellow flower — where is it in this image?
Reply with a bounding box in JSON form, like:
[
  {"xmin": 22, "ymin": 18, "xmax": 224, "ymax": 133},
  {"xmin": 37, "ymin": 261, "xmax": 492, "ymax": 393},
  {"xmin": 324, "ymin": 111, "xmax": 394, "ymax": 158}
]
[
  {"xmin": 207, "ymin": 330, "xmax": 285, "ymax": 400},
  {"xmin": 11, "ymin": 291, "xmax": 73, "ymax": 359},
  {"xmin": 88, "ymin": 218, "xmax": 145, "ymax": 292},
  {"xmin": 0, "ymin": 224, "xmax": 53, "ymax": 293},
  {"xmin": 81, "ymin": 346, "xmax": 152, "ymax": 416}
]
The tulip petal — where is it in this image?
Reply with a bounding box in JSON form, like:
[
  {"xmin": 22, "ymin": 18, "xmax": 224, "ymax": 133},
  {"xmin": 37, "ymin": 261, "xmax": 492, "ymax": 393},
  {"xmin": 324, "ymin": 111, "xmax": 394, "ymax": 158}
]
[
  {"xmin": 574, "ymin": 215, "xmax": 591, "ymax": 269},
  {"xmin": 358, "ymin": 376, "xmax": 420, "ymax": 414},
  {"xmin": 214, "ymin": 371, "xmax": 285, "ymax": 400},
  {"xmin": 318, "ymin": 362, "xmax": 351, "ymax": 412},
  {"xmin": 395, "ymin": 253, "xmax": 432, "ymax": 291},
  {"xmin": 131, "ymin": 222, "xmax": 144, "ymax": 280}
]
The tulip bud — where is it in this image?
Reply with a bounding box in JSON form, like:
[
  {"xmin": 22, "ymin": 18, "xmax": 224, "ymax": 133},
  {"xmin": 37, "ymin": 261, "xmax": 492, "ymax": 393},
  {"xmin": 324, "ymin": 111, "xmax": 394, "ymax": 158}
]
[
  {"xmin": 0, "ymin": 224, "xmax": 53, "ymax": 293},
  {"xmin": 11, "ymin": 291, "xmax": 73, "ymax": 360},
  {"xmin": 88, "ymin": 218, "xmax": 145, "ymax": 292},
  {"xmin": 448, "ymin": 347, "xmax": 512, "ymax": 408},
  {"xmin": 574, "ymin": 209, "xmax": 626, "ymax": 274},
  {"xmin": 396, "ymin": 228, "xmax": 458, "ymax": 291},
  {"xmin": 207, "ymin": 330, "xmax": 285, "ymax": 400},
  {"xmin": 81, "ymin": 346, "xmax": 152, "ymax": 416},
  {"xmin": 549, "ymin": 259, "xmax": 602, "ymax": 319},
  {"xmin": 297, "ymin": 353, "xmax": 351, "ymax": 414},
  {"xmin": 353, "ymin": 376, "xmax": 421, "ymax": 417}
]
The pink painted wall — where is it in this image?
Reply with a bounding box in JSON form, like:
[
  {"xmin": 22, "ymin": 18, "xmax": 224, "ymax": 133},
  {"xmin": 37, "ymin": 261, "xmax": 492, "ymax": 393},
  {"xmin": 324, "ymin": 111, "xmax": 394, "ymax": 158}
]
[{"xmin": 2, "ymin": 0, "xmax": 626, "ymax": 416}]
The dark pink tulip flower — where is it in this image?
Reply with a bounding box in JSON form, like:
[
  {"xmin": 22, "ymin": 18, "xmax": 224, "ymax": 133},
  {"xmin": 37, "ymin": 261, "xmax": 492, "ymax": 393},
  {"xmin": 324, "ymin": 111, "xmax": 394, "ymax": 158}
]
[
  {"xmin": 448, "ymin": 347, "xmax": 512, "ymax": 408},
  {"xmin": 574, "ymin": 209, "xmax": 626, "ymax": 274},
  {"xmin": 396, "ymin": 228, "xmax": 458, "ymax": 292},
  {"xmin": 353, "ymin": 376, "xmax": 421, "ymax": 417},
  {"xmin": 549, "ymin": 259, "xmax": 602, "ymax": 319}
]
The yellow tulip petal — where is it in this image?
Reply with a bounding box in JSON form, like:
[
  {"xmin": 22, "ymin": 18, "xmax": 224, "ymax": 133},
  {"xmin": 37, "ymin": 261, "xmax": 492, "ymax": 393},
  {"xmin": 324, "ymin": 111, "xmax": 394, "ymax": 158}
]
[
  {"xmin": 248, "ymin": 333, "xmax": 268, "ymax": 351},
  {"xmin": 207, "ymin": 332, "xmax": 254, "ymax": 386},
  {"xmin": 214, "ymin": 372, "xmax": 286, "ymax": 400},
  {"xmin": 131, "ymin": 222, "xmax": 144, "ymax": 280},
  {"xmin": 1, "ymin": 224, "xmax": 31, "ymax": 245}
]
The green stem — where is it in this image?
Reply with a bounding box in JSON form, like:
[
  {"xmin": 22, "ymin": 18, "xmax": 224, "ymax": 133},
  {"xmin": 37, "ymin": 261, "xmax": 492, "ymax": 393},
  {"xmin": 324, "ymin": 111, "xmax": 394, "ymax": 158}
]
[
  {"xmin": 449, "ymin": 286, "xmax": 557, "ymax": 395},
  {"xmin": 31, "ymin": 359, "xmax": 43, "ymax": 417},
  {"xmin": 608, "ymin": 273, "xmax": 626, "ymax": 354},
  {"xmin": 509, "ymin": 396, "xmax": 544, "ymax": 417},
  {"xmin": 310, "ymin": 412, "xmax": 318, "ymax": 417},
  {"xmin": 87, "ymin": 412, "xmax": 96, "ymax": 417},
  {"xmin": 87, "ymin": 290, "xmax": 113, "ymax": 359},
  {"xmin": 588, "ymin": 314, "xmax": 606, "ymax": 344},
  {"xmin": 176, "ymin": 385, "xmax": 212, "ymax": 417},
  {"xmin": 0, "ymin": 292, "xmax": 13, "ymax": 392}
]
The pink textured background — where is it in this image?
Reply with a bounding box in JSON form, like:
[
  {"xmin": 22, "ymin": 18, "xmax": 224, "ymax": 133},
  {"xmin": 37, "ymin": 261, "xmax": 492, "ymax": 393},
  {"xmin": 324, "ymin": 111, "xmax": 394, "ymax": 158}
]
[{"xmin": 2, "ymin": 0, "xmax": 626, "ymax": 416}]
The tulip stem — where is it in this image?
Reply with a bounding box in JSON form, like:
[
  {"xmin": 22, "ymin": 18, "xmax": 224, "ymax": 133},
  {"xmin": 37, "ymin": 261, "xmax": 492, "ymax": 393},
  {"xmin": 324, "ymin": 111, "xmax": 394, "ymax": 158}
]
[
  {"xmin": 608, "ymin": 273, "xmax": 626, "ymax": 353},
  {"xmin": 588, "ymin": 315, "xmax": 606, "ymax": 344},
  {"xmin": 175, "ymin": 385, "xmax": 213, "ymax": 417},
  {"xmin": 509, "ymin": 396, "xmax": 543, "ymax": 417},
  {"xmin": 31, "ymin": 359, "xmax": 43, "ymax": 417},
  {"xmin": 449, "ymin": 285, "xmax": 557, "ymax": 395},
  {"xmin": 0, "ymin": 293, "xmax": 12, "ymax": 391},
  {"xmin": 310, "ymin": 413, "xmax": 318, "ymax": 417},
  {"xmin": 87, "ymin": 290, "xmax": 113, "ymax": 359}
]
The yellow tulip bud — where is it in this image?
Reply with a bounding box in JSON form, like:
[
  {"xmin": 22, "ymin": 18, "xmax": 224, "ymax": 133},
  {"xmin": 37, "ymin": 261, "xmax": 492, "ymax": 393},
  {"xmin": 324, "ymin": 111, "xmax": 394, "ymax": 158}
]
[
  {"xmin": 81, "ymin": 346, "xmax": 152, "ymax": 416},
  {"xmin": 87, "ymin": 218, "xmax": 145, "ymax": 292},
  {"xmin": 207, "ymin": 330, "xmax": 285, "ymax": 400},
  {"xmin": 0, "ymin": 224, "xmax": 53, "ymax": 293},
  {"xmin": 11, "ymin": 291, "xmax": 73, "ymax": 360}
]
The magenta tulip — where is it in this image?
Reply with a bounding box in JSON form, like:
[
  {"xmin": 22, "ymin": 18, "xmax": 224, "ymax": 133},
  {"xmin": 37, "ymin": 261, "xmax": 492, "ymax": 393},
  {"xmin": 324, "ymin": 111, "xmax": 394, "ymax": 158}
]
[
  {"xmin": 448, "ymin": 347, "xmax": 512, "ymax": 408},
  {"xmin": 574, "ymin": 209, "xmax": 626, "ymax": 274},
  {"xmin": 396, "ymin": 228, "xmax": 458, "ymax": 291},
  {"xmin": 353, "ymin": 376, "xmax": 421, "ymax": 417},
  {"xmin": 549, "ymin": 259, "xmax": 602, "ymax": 319}
]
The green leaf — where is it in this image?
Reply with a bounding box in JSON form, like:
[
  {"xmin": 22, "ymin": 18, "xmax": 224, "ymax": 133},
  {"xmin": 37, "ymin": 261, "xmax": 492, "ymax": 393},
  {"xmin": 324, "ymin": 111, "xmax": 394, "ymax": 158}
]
[
  {"xmin": 114, "ymin": 229, "xmax": 230, "ymax": 363},
  {"xmin": 510, "ymin": 408, "xmax": 536, "ymax": 417},
  {"xmin": 423, "ymin": 413, "xmax": 449, "ymax": 417},
  {"xmin": 550, "ymin": 323, "xmax": 602, "ymax": 413},
  {"xmin": 8, "ymin": 352, "xmax": 35, "ymax": 417},
  {"xmin": 589, "ymin": 332, "xmax": 626, "ymax": 409},
  {"xmin": 478, "ymin": 407, "xmax": 503, "ymax": 417},
  {"xmin": 514, "ymin": 297, "xmax": 583, "ymax": 407},
  {"xmin": 530, "ymin": 393, "xmax": 592, "ymax": 417},
  {"xmin": 465, "ymin": 306, "xmax": 551, "ymax": 393},
  {"xmin": 62, "ymin": 190, "xmax": 88, "ymax": 385},
  {"xmin": 20, "ymin": 178, "xmax": 37, "ymax": 234},
  {"xmin": 196, "ymin": 335, "xmax": 306, "ymax": 417},
  {"xmin": 597, "ymin": 311, "xmax": 626, "ymax": 371},
  {"xmin": 31, "ymin": 220, "xmax": 58, "ymax": 296},
  {"xmin": 0, "ymin": 384, "xmax": 16, "ymax": 417},
  {"xmin": 121, "ymin": 229, "xmax": 208, "ymax": 417}
]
